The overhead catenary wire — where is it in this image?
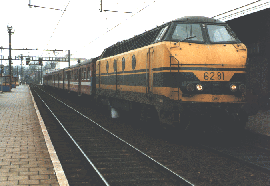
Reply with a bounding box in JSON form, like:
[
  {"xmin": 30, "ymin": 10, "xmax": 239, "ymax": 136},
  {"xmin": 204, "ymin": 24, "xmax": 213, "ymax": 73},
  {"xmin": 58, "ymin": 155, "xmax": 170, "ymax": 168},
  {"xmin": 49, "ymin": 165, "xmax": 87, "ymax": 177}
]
[
  {"xmin": 87, "ymin": 1, "xmax": 156, "ymax": 46},
  {"xmin": 212, "ymin": 0, "xmax": 270, "ymax": 21},
  {"xmin": 47, "ymin": 1, "xmax": 71, "ymax": 45},
  {"xmin": 212, "ymin": 0, "xmax": 262, "ymax": 18}
]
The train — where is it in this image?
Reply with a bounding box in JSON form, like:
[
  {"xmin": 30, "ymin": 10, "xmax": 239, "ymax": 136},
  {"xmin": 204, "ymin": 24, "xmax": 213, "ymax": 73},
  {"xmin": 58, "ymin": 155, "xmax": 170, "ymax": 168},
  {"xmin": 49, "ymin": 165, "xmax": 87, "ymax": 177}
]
[{"xmin": 43, "ymin": 16, "xmax": 255, "ymax": 134}]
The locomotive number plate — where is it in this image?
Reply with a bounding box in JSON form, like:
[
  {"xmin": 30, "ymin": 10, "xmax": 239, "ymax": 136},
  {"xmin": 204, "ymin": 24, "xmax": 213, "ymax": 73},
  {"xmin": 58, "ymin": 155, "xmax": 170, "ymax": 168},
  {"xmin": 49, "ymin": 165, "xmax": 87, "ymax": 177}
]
[
  {"xmin": 193, "ymin": 71, "xmax": 243, "ymax": 81},
  {"xmin": 203, "ymin": 71, "xmax": 225, "ymax": 81}
]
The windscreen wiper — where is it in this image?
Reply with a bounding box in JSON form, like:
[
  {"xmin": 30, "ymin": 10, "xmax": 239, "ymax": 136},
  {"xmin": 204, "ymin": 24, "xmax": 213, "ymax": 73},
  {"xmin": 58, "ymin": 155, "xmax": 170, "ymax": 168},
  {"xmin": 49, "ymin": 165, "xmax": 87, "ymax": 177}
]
[{"xmin": 180, "ymin": 35, "xmax": 196, "ymax": 42}]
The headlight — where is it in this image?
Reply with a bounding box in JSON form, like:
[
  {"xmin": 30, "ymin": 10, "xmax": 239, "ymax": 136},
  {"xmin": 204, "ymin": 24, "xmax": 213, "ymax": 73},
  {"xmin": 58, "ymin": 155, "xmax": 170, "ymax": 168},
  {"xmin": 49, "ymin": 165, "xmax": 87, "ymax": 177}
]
[
  {"xmin": 230, "ymin": 84, "xmax": 237, "ymax": 92},
  {"xmin": 186, "ymin": 84, "xmax": 194, "ymax": 91},
  {"xmin": 239, "ymin": 84, "xmax": 246, "ymax": 92},
  {"xmin": 196, "ymin": 84, "xmax": 203, "ymax": 91}
]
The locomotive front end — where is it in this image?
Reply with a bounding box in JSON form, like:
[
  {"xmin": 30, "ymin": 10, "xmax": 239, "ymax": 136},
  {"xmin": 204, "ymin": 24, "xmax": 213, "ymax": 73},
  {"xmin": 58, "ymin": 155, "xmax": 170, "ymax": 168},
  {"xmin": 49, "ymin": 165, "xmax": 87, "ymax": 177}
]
[{"xmin": 159, "ymin": 16, "xmax": 248, "ymax": 132}]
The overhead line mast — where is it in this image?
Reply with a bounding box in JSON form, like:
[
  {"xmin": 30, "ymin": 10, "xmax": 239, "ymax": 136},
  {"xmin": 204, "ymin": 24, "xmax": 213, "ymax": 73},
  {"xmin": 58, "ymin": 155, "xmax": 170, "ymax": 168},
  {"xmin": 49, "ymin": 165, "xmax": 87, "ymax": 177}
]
[{"xmin": 7, "ymin": 26, "xmax": 14, "ymax": 79}]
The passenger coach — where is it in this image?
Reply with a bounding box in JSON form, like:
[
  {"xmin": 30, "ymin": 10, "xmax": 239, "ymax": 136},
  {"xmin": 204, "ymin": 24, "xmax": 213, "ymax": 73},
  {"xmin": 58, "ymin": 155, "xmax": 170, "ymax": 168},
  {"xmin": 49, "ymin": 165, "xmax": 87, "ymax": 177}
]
[{"xmin": 43, "ymin": 58, "xmax": 97, "ymax": 96}]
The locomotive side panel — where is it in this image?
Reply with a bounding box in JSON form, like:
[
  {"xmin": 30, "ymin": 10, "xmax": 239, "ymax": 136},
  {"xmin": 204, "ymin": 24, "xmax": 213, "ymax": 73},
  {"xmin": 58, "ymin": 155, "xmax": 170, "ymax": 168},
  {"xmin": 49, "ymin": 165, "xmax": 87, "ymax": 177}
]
[{"xmin": 97, "ymin": 46, "xmax": 154, "ymax": 104}]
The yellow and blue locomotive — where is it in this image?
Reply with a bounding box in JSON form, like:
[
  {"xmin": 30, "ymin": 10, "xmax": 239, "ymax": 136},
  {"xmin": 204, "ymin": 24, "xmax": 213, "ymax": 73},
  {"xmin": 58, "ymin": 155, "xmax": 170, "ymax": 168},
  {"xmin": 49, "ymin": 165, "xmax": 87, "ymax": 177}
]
[{"xmin": 96, "ymin": 16, "xmax": 248, "ymax": 132}]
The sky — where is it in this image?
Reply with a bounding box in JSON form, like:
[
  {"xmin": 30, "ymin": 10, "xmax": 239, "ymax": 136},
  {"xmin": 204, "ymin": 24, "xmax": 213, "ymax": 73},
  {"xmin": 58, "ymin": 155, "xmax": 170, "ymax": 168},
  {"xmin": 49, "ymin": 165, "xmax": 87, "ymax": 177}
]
[{"xmin": 0, "ymin": 0, "xmax": 268, "ymax": 69}]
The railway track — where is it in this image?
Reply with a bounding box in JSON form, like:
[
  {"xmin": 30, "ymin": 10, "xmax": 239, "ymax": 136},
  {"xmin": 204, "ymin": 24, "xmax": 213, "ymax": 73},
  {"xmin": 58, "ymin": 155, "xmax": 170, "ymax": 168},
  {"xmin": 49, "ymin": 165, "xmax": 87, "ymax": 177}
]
[
  {"xmin": 30, "ymin": 85, "xmax": 193, "ymax": 186},
  {"xmin": 199, "ymin": 131, "xmax": 270, "ymax": 174},
  {"xmin": 32, "ymin": 85, "xmax": 270, "ymax": 185}
]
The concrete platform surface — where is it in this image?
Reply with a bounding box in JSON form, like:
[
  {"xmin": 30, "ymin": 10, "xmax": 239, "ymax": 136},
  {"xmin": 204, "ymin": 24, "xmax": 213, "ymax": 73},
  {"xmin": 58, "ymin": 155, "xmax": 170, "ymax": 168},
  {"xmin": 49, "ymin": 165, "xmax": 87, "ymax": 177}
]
[{"xmin": 0, "ymin": 85, "xmax": 68, "ymax": 185}]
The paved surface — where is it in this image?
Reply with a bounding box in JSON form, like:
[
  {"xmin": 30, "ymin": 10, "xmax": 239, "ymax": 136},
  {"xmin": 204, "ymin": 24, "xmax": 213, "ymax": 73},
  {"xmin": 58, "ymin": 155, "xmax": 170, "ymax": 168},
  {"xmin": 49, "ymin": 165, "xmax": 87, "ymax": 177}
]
[{"xmin": 0, "ymin": 85, "xmax": 68, "ymax": 186}]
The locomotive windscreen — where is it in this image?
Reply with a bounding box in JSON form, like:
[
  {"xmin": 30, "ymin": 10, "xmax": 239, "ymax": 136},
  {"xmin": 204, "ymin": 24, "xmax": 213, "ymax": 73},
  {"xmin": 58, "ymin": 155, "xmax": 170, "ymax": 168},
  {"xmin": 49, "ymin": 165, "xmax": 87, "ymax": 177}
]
[
  {"xmin": 171, "ymin": 24, "xmax": 204, "ymax": 42},
  {"xmin": 207, "ymin": 25, "xmax": 238, "ymax": 43}
]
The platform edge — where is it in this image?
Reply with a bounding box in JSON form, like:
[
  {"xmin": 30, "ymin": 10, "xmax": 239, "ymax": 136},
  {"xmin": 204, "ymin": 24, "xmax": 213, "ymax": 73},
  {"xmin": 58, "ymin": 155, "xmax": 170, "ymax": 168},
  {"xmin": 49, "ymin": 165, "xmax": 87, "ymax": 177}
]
[{"xmin": 28, "ymin": 85, "xmax": 69, "ymax": 186}]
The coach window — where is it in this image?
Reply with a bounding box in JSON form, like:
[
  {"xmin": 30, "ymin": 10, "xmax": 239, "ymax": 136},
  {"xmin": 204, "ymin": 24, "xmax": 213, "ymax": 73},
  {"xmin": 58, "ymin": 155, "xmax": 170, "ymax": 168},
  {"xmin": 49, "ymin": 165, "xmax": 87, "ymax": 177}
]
[{"xmin": 88, "ymin": 67, "xmax": 90, "ymax": 80}]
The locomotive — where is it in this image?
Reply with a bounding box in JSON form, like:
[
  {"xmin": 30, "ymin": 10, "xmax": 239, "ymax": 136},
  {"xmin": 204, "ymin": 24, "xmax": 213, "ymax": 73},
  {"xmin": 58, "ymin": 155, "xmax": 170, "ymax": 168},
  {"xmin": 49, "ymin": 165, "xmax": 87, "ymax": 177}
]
[{"xmin": 44, "ymin": 16, "xmax": 250, "ymax": 133}]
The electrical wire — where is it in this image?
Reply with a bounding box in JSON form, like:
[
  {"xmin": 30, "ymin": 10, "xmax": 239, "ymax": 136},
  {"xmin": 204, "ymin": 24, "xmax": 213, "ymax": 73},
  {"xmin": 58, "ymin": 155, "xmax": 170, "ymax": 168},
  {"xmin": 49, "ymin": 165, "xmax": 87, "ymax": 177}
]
[
  {"xmin": 212, "ymin": 0, "xmax": 270, "ymax": 21},
  {"xmin": 87, "ymin": 1, "xmax": 156, "ymax": 46},
  {"xmin": 47, "ymin": 1, "xmax": 71, "ymax": 46}
]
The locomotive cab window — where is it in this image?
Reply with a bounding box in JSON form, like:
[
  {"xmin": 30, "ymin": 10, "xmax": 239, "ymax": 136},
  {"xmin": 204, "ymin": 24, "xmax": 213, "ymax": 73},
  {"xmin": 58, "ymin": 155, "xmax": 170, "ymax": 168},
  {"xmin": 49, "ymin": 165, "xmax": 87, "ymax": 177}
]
[
  {"xmin": 154, "ymin": 25, "xmax": 169, "ymax": 43},
  {"xmin": 171, "ymin": 24, "xmax": 204, "ymax": 42},
  {"xmin": 206, "ymin": 25, "xmax": 239, "ymax": 43}
]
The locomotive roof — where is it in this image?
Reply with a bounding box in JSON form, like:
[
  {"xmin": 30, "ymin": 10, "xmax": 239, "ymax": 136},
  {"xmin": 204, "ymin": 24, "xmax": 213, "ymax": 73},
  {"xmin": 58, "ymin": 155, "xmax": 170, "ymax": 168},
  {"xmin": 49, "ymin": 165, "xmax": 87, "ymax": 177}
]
[{"xmin": 173, "ymin": 16, "xmax": 225, "ymax": 23}]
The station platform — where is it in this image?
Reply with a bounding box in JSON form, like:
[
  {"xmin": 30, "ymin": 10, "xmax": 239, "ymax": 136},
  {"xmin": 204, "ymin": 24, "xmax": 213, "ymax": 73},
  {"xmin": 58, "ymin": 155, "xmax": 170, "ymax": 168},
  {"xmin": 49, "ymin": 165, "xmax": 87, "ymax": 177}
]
[{"xmin": 0, "ymin": 85, "xmax": 68, "ymax": 185}]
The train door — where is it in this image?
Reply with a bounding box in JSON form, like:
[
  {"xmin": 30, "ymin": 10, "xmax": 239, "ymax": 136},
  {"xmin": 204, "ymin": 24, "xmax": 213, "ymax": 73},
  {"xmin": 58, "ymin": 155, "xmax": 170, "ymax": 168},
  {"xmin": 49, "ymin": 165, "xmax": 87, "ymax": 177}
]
[
  {"xmin": 147, "ymin": 47, "xmax": 154, "ymax": 95},
  {"xmin": 78, "ymin": 68, "xmax": 81, "ymax": 96}
]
